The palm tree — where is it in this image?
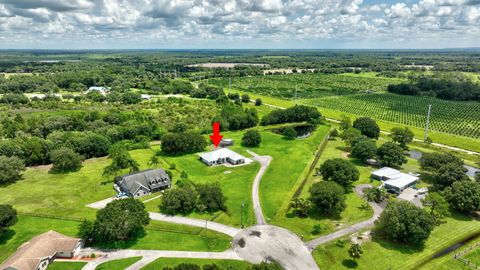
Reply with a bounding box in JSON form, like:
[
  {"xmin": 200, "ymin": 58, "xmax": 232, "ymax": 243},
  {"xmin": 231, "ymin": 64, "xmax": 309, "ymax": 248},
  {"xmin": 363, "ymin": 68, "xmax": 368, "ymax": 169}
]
[
  {"xmin": 348, "ymin": 243, "xmax": 363, "ymax": 262},
  {"xmin": 148, "ymin": 155, "xmax": 159, "ymax": 168}
]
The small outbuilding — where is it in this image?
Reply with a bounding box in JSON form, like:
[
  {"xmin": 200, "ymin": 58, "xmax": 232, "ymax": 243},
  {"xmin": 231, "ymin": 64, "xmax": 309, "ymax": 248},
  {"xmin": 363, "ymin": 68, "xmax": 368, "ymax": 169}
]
[
  {"xmin": 219, "ymin": 139, "xmax": 234, "ymax": 147},
  {"xmin": 115, "ymin": 168, "xmax": 171, "ymax": 198}
]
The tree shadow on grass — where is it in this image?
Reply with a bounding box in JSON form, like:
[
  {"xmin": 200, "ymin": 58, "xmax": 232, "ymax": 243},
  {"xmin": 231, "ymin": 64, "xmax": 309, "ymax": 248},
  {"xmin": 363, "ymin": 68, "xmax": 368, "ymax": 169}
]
[
  {"xmin": 342, "ymin": 259, "xmax": 358, "ymax": 268},
  {"xmin": 93, "ymin": 228, "xmax": 146, "ymax": 250},
  {"xmin": 373, "ymin": 235, "xmax": 425, "ymax": 255},
  {"xmin": 0, "ymin": 229, "xmax": 16, "ymax": 245}
]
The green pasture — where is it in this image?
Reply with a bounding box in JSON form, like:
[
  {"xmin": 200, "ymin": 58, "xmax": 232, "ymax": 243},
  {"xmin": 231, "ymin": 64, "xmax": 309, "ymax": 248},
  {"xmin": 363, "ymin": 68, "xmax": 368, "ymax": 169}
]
[
  {"xmin": 96, "ymin": 257, "xmax": 142, "ymax": 270},
  {"xmin": 313, "ymin": 212, "xmax": 480, "ymax": 270},
  {"xmin": 0, "ymin": 215, "xmax": 231, "ymax": 264},
  {"xmin": 142, "ymin": 258, "xmax": 251, "ymax": 270},
  {"xmin": 47, "ymin": 261, "xmax": 87, "ymax": 270}
]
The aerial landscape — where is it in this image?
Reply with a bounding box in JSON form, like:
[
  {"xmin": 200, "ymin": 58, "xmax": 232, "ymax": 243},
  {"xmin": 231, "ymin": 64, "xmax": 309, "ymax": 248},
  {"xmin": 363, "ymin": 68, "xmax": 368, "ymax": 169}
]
[{"xmin": 0, "ymin": 1, "xmax": 480, "ymax": 270}]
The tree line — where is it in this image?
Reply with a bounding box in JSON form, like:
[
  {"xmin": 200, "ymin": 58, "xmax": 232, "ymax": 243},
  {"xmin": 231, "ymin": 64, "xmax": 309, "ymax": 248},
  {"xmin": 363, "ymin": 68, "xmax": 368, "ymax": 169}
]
[{"xmin": 388, "ymin": 77, "xmax": 480, "ymax": 101}]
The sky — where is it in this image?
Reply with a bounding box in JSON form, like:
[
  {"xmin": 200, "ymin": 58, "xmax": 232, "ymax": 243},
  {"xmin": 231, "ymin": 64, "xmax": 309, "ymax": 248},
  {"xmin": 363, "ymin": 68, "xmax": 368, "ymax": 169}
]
[{"xmin": 0, "ymin": 0, "xmax": 479, "ymax": 49}]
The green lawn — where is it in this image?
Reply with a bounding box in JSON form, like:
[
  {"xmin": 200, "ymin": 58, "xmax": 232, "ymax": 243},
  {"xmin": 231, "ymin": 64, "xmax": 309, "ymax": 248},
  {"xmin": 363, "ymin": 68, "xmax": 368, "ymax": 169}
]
[
  {"xmin": 313, "ymin": 212, "xmax": 480, "ymax": 270},
  {"xmin": 47, "ymin": 261, "xmax": 87, "ymax": 270},
  {"xmin": 0, "ymin": 216, "xmax": 232, "ymax": 264},
  {"xmin": 144, "ymin": 126, "xmax": 331, "ymax": 229},
  {"xmin": 96, "ymin": 257, "xmax": 142, "ymax": 270},
  {"xmin": 144, "ymin": 142, "xmax": 260, "ymax": 227},
  {"xmin": 142, "ymin": 258, "xmax": 251, "ymax": 270}
]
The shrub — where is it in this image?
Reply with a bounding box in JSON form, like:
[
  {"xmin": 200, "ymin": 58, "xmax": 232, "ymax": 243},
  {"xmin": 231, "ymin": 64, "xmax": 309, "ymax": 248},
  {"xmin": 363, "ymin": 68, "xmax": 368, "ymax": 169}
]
[
  {"xmin": 282, "ymin": 127, "xmax": 297, "ymax": 140},
  {"xmin": 376, "ymin": 142, "xmax": 407, "ymax": 168},
  {"xmin": 242, "ymin": 130, "xmax": 261, "ymax": 147},
  {"xmin": 309, "ymin": 181, "xmax": 346, "ymax": 215},
  {"xmin": 351, "ymin": 139, "xmax": 377, "ymax": 162},
  {"xmin": 50, "ymin": 147, "xmax": 84, "ymax": 173},
  {"xmin": 161, "ymin": 132, "xmax": 207, "ymax": 155},
  {"xmin": 353, "ymin": 117, "xmax": 380, "ymax": 139},
  {"xmin": 373, "ymin": 201, "xmax": 435, "ymax": 244},
  {"xmin": 443, "ymin": 180, "xmax": 480, "ymax": 213},
  {"xmin": 317, "ymin": 158, "xmax": 359, "ymax": 188},
  {"xmin": 0, "ymin": 155, "xmax": 26, "ymax": 185},
  {"xmin": 160, "ymin": 186, "xmax": 197, "ymax": 214},
  {"xmin": 0, "ymin": 204, "xmax": 17, "ymax": 234}
]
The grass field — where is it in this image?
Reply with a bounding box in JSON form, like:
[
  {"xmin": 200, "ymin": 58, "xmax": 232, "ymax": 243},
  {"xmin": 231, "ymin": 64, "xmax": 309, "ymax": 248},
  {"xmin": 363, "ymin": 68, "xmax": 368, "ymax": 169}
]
[
  {"xmin": 0, "ymin": 216, "xmax": 232, "ymax": 264},
  {"xmin": 144, "ymin": 125, "xmax": 331, "ymax": 228},
  {"xmin": 96, "ymin": 257, "xmax": 142, "ymax": 270},
  {"xmin": 313, "ymin": 212, "xmax": 480, "ymax": 270},
  {"xmin": 142, "ymin": 258, "xmax": 251, "ymax": 270},
  {"xmin": 47, "ymin": 261, "xmax": 87, "ymax": 270}
]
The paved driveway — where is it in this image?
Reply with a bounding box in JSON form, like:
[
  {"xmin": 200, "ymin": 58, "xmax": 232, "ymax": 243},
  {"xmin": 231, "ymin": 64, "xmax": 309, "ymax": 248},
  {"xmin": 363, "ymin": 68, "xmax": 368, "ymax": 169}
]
[
  {"xmin": 80, "ymin": 249, "xmax": 242, "ymax": 270},
  {"xmin": 306, "ymin": 184, "xmax": 384, "ymax": 249},
  {"xmin": 247, "ymin": 150, "xmax": 272, "ymax": 225},
  {"xmin": 149, "ymin": 212, "xmax": 241, "ymax": 237}
]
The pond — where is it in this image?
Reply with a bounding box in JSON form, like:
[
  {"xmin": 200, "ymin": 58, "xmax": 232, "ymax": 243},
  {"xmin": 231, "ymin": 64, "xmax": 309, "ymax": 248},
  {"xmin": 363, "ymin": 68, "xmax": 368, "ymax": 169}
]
[
  {"xmin": 409, "ymin": 150, "xmax": 479, "ymax": 177},
  {"xmin": 271, "ymin": 124, "xmax": 316, "ymax": 139}
]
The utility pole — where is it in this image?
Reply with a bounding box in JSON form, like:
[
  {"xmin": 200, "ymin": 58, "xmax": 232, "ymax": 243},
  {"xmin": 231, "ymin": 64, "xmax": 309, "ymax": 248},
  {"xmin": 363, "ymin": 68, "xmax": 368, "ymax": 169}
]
[
  {"xmin": 229, "ymin": 75, "xmax": 231, "ymax": 90},
  {"xmin": 424, "ymin": 104, "xmax": 432, "ymax": 142}
]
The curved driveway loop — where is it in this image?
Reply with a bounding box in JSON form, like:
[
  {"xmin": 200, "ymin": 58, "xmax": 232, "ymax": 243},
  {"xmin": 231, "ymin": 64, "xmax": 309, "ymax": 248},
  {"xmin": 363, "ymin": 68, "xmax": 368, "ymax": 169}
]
[{"xmin": 233, "ymin": 225, "xmax": 319, "ymax": 270}]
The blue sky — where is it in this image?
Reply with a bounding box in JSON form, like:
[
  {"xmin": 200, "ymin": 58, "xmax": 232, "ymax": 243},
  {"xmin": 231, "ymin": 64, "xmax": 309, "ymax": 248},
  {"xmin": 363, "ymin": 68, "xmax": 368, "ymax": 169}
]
[{"xmin": 0, "ymin": 0, "xmax": 479, "ymax": 49}]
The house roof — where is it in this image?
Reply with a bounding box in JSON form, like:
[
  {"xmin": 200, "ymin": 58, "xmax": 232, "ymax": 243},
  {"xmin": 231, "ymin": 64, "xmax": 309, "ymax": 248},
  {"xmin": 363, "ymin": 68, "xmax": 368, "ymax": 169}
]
[
  {"xmin": 199, "ymin": 148, "xmax": 246, "ymax": 162},
  {"xmin": 116, "ymin": 168, "xmax": 170, "ymax": 195},
  {"xmin": 371, "ymin": 167, "xmax": 401, "ymax": 178},
  {"xmin": 384, "ymin": 173, "xmax": 419, "ymax": 189},
  {"xmin": 0, "ymin": 231, "xmax": 81, "ymax": 270},
  {"xmin": 87, "ymin": 86, "xmax": 109, "ymax": 91}
]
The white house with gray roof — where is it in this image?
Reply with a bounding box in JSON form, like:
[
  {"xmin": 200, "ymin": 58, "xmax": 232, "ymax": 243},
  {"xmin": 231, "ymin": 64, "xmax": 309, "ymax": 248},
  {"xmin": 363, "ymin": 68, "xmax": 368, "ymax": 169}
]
[
  {"xmin": 199, "ymin": 148, "xmax": 247, "ymax": 166},
  {"xmin": 115, "ymin": 168, "xmax": 171, "ymax": 197}
]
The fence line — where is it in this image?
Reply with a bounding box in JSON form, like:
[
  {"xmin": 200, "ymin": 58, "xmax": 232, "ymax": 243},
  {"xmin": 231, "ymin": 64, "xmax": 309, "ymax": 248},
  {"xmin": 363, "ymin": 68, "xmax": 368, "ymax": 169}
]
[
  {"xmin": 454, "ymin": 242, "xmax": 480, "ymax": 269},
  {"xmin": 291, "ymin": 130, "xmax": 331, "ymax": 199}
]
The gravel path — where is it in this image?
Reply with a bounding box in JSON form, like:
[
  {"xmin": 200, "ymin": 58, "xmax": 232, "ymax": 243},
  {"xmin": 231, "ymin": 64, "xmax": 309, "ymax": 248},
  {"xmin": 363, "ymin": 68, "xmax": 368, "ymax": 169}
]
[
  {"xmin": 247, "ymin": 150, "xmax": 272, "ymax": 225},
  {"xmin": 306, "ymin": 184, "xmax": 384, "ymax": 250}
]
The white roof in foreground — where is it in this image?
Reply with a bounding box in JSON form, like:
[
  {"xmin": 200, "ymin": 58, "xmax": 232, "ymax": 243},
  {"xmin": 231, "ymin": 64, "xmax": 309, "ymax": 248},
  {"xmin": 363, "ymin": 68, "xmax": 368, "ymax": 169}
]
[
  {"xmin": 384, "ymin": 173, "xmax": 419, "ymax": 189},
  {"xmin": 372, "ymin": 167, "xmax": 401, "ymax": 178},
  {"xmin": 199, "ymin": 148, "xmax": 246, "ymax": 162}
]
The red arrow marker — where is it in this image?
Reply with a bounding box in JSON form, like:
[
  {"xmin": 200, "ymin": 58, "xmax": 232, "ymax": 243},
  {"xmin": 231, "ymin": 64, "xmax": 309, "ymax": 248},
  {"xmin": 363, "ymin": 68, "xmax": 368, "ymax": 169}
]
[{"xmin": 209, "ymin": 122, "xmax": 223, "ymax": 148}]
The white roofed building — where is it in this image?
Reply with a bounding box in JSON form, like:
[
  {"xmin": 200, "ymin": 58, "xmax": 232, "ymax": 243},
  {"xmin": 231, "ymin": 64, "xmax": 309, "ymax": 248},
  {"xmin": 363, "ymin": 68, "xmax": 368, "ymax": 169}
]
[
  {"xmin": 372, "ymin": 167, "xmax": 419, "ymax": 193},
  {"xmin": 371, "ymin": 167, "xmax": 401, "ymax": 180},
  {"xmin": 85, "ymin": 86, "xmax": 110, "ymax": 96},
  {"xmin": 199, "ymin": 148, "xmax": 247, "ymax": 166}
]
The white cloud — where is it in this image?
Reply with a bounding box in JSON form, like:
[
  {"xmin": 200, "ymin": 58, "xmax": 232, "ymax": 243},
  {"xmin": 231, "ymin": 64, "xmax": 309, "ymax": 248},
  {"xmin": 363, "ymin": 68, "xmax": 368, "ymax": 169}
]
[{"xmin": 0, "ymin": 0, "xmax": 479, "ymax": 48}]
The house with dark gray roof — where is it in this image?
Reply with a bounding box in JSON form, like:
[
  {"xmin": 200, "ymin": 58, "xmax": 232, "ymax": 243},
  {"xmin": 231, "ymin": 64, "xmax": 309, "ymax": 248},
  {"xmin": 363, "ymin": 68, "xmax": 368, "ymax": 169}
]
[{"xmin": 115, "ymin": 168, "xmax": 171, "ymax": 198}]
